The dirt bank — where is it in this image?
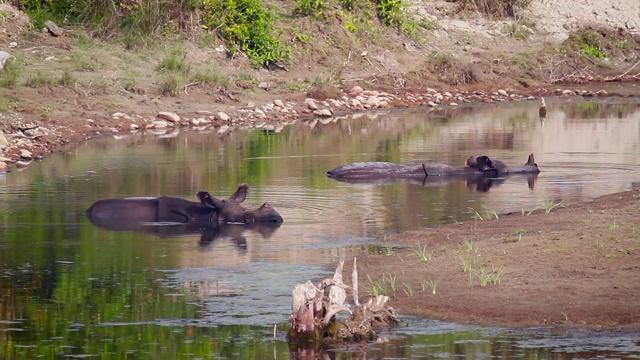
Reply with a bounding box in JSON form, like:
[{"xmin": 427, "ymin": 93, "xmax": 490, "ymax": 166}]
[{"xmin": 356, "ymin": 189, "xmax": 640, "ymax": 330}]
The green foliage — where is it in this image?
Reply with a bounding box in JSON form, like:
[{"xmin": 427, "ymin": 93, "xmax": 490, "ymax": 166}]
[
  {"xmin": 202, "ymin": 0, "xmax": 291, "ymax": 68},
  {"xmin": 581, "ymin": 44, "xmax": 606, "ymax": 58},
  {"xmin": 295, "ymin": 0, "xmax": 327, "ymax": 17},
  {"xmin": 375, "ymin": 0, "xmax": 411, "ymax": 32},
  {"xmin": 565, "ymin": 31, "xmax": 608, "ymax": 59},
  {"xmin": 17, "ymin": 0, "xmax": 195, "ymax": 38},
  {"xmin": 340, "ymin": 0, "xmax": 358, "ymax": 11}
]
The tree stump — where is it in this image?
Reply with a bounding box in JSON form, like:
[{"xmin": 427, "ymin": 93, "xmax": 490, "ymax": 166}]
[{"xmin": 288, "ymin": 258, "xmax": 398, "ymax": 345}]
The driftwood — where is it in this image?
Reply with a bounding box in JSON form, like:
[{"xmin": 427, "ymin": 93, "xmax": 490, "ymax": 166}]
[{"xmin": 288, "ymin": 258, "xmax": 398, "ymax": 345}]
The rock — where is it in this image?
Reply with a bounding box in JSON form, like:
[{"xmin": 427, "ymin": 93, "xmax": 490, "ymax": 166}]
[
  {"xmin": 0, "ymin": 51, "xmax": 12, "ymax": 74},
  {"xmin": 217, "ymin": 112, "xmax": 230, "ymax": 121},
  {"xmin": 365, "ymin": 96, "xmax": 380, "ymax": 107},
  {"xmin": 20, "ymin": 149, "xmax": 32, "ymax": 160},
  {"xmin": 0, "ymin": 162, "xmax": 8, "ymax": 171},
  {"xmin": 274, "ymin": 99, "xmax": 285, "ymax": 108},
  {"xmin": 0, "ymin": 133, "xmax": 8, "ymax": 147},
  {"xmin": 306, "ymin": 84, "xmax": 341, "ymax": 101},
  {"xmin": 44, "ymin": 20, "xmax": 65, "ymax": 37},
  {"xmin": 304, "ymin": 99, "xmax": 319, "ymax": 110},
  {"xmin": 157, "ymin": 111, "xmax": 180, "ymax": 122},
  {"xmin": 16, "ymin": 161, "xmax": 30, "ymax": 169},
  {"xmin": 8, "ymin": 42, "xmax": 17, "ymax": 48},
  {"xmin": 313, "ymin": 109, "xmax": 333, "ymax": 117},
  {"xmin": 348, "ymin": 85, "xmax": 364, "ymax": 96},
  {"xmin": 258, "ymin": 82, "xmax": 270, "ymax": 90}
]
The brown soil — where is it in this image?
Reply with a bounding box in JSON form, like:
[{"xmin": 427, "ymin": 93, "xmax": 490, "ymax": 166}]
[
  {"xmin": 1, "ymin": 2, "xmax": 639, "ymax": 329},
  {"xmin": 356, "ymin": 189, "xmax": 640, "ymax": 330}
]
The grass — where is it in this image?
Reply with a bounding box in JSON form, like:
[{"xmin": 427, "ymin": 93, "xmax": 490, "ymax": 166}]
[
  {"xmin": 24, "ymin": 71, "xmax": 53, "ymax": 88},
  {"xmin": 156, "ymin": 48, "xmax": 190, "ymax": 74},
  {"xmin": 542, "ymin": 197, "xmax": 564, "ymax": 213},
  {"xmin": 403, "ymin": 283, "xmax": 414, "ymax": 297},
  {"xmin": 0, "ymin": 57, "xmax": 19, "ymax": 88},
  {"xmin": 464, "ymin": 239, "xmax": 479, "ymax": 254},
  {"xmin": 516, "ymin": 228, "xmax": 527, "ymax": 241},
  {"xmin": 365, "ymin": 275, "xmax": 387, "ymax": 296},
  {"xmin": 422, "ymin": 278, "xmax": 441, "ymax": 294},
  {"xmin": 157, "ymin": 74, "xmax": 181, "ymax": 96},
  {"xmin": 459, "ymin": 253, "xmax": 477, "ymax": 273},
  {"xmin": 413, "ymin": 242, "xmax": 434, "ymax": 262},
  {"xmin": 468, "ymin": 206, "xmax": 499, "ymax": 222}
]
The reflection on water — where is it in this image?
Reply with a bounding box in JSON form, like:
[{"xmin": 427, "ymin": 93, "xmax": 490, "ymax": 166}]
[{"xmin": 1, "ymin": 96, "xmax": 639, "ymax": 359}]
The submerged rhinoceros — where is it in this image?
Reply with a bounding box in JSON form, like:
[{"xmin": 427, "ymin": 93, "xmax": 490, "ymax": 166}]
[
  {"xmin": 84, "ymin": 184, "xmax": 284, "ymax": 228},
  {"xmin": 326, "ymin": 153, "xmax": 540, "ymax": 180}
]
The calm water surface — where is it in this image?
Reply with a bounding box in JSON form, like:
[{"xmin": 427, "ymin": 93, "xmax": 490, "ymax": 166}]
[{"xmin": 1, "ymin": 96, "xmax": 639, "ymax": 359}]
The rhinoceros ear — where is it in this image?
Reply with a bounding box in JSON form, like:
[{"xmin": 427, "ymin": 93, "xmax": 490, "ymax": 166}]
[
  {"xmin": 230, "ymin": 184, "xmax": 248, "ymax": 203},
  {"xmin": 198, "ymin": 191, "xmax": 225, "ymax": 209},
  {"xmin": 259, "ymin": 202, "xmax": 271, "ymax": 210},
  {"xmin": 525, "ymin": 153, "xmax": 537, "ymax": 167}
]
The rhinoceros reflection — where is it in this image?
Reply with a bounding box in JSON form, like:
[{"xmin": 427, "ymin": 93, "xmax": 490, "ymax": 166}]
[
  {"xmin": 329, "ymin": 170, "xmax": 538, "ymax": 192},
  {"xmin": 87, "ymin": 218, "xmax": 280, "ymax": 252}
]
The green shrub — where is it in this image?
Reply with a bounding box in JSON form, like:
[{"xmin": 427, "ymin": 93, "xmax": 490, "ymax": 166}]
[
  {"xmin": 296, "ymin": 0, "xmax": 326, "ymax": 17},
  {"xmin": 202, "ymin": 0, "xmax": 291, "ymax": 68}
]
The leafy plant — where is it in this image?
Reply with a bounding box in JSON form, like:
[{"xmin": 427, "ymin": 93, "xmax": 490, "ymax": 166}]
[{"xmin": 581, "ymin": 44, "xmax": 606, "ymax": 59}]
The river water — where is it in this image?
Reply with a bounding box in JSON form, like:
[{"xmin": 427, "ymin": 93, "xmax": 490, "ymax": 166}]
[{"xmin": 1, "ymin": 96, "xmax": 639, "ymax": 359}]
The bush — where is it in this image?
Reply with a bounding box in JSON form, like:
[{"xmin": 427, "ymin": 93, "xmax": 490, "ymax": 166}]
[{"xmin": 201, "ymin": 0, "xmax": 291, "ymax": 68}]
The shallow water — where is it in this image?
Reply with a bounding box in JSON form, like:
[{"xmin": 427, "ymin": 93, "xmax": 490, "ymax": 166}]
[{"xmin": 1, "ymin": 96, "xmax": 639, "ymax": 359}]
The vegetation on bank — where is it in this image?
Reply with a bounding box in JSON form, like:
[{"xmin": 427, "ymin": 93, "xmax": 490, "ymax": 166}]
[
  {"xmin": 10, "ymin": 0, "xmax": 538, "ymax": 68},
  {"xmin": 1, "ymin": 0, "xmax": 637, "ymax": 102}
]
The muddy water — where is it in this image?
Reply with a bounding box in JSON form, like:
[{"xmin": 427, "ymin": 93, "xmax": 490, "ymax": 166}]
[{"xmin": 1, "ymin": 96, "xmax": 639, "ymax": 359}]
